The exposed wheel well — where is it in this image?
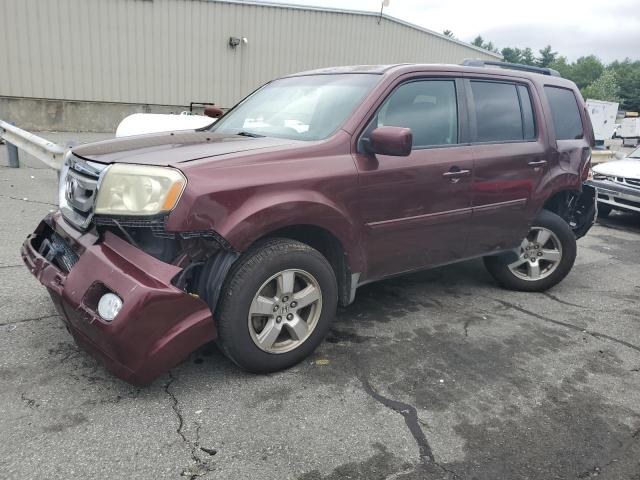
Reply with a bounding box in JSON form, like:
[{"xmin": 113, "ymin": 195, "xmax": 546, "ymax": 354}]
[
  {"xmin": 544, "ymin": 191, "xmax": 573, "ymax": 218},
  {"xmin": 258, "ymin": 225, "xmax": 354, "ymax": 307},
  {"xmin": 543, "ymin": 186, "xmax": 596, "ymax": 239}
]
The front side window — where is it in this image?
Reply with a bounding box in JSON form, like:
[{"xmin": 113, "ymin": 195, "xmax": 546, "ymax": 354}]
[
  {"xmin": 544, "ymin": 86, "xmax": 584, "ymax": 140},
  {"xmin": 212, "ymin": 74, "xmax": 379, "ymax": 141},
  {"xmin": 367, "ymin": 80, "xmax": 459, "ymax": 148}
]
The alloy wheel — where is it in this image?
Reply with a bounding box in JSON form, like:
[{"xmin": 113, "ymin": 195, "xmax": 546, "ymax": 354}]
[
  {"xmin": 247, "ymin": 269, "xmax": 323, "ymax": 354},
  {"xmin": 508, "ymin": 227, "xmax": 563, "ymax": 281}
]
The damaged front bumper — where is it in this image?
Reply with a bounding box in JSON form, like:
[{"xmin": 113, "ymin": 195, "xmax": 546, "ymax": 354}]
[{"xmin": 21, "ymin": 211, "xmax": 217, "ymax": 385}]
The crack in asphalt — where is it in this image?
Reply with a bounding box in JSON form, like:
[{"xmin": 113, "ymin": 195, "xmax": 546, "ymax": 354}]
[
  {"xmin": 0, "ymin": 263, "xmax": 22, "ymax": 269},
  {"xmin": 541, "ymin": 291, "xmax": 586, "ymax": 309},
  {"xmin": 492, "ymin": 298, "xmax": 640, "ymax": 354},
  {"xmin": 164, "ymin": 371, "xmax": 214, "ymax": 479},
  {"xmin": 357, "ymin": 372, "xmax": 435, "ymax": 463},
  {"xmin": 461, "ymin": 314, "xmax": 489, "ymax": 338},
  {"xmin": 1, "ymin": 314, "xmax": 58, "ymax": 327},
  {"xmin": 21, "ymin": 392, "xmax": 40, "ymax": 408},
  {"xmin": 463, "ymin": 318, "xmax": 472, "ymax": 337},
  {"xmin": 353, "ymin": 360, "xmax": 461, "ymax": 479},
  {"xmin": 0, "ymin": 194, "xmax": 57, "ymax": 207}
]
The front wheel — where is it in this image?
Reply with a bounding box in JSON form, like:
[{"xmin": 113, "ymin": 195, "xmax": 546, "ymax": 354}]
[
  {"xmin": 213, "ymin": 238, "xmax": 337, "ymax": 373},
  {"xmin": 483, "ymin": 210, "xmax": 577, "ymax": 292}
]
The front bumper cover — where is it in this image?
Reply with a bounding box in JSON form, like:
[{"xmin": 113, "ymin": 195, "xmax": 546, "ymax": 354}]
[{"xmin": 21, "ymin": 212, "xmax": 217, "ymax": 385}]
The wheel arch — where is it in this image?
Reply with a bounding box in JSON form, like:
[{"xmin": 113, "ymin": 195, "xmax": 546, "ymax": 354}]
[
  {"xmin": 542, "ymin": 184, "xmax": 596, "ymax": 239},
  {"xmin": 215, "ymin": 197, "xmax": 364, "ymax": 307},
  {"xmin": 251, "ymin": 223, "xmax": 357, "ymax": 307}
]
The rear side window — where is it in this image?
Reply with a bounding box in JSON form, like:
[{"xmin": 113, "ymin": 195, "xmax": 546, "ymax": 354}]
[
  {"xmin": 544, "ymin": 86, "xmax": 584, "ymax": 140},
  {"xmin": 470, "ymin": 81, "xmax": 523, "ymax": 142}
]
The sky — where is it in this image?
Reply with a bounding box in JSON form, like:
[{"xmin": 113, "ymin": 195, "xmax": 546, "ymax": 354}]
[{"xmin": 267, "ymin": 0, "xmax": 640, "ymax": 63}]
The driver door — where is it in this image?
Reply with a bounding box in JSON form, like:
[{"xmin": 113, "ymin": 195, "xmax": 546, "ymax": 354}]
[{"xmin": 353, "ymin": 77, "xmax": 474, "ymax": 280}]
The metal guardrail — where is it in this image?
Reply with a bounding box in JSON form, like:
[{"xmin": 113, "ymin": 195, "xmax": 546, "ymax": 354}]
[{"xmin": 0, "ymin": 119, "xmax": 66, "ymax": 170}]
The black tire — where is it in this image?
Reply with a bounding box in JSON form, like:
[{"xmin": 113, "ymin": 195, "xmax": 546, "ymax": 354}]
[
  {"xmin": 597, "ymin": 203, "xmax": 612, "ymax": 218},
  {"xmin": 213, "ymin": 238, "xmax": 337, "ymax": 373},
  {"xmin": 483, "ymin": 210, "xmax": 577, "ymax": 292}
]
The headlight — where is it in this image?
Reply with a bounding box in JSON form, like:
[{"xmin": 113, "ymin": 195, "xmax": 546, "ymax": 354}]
[{"xmin": 95, "ymin": 164, "xmax": 186, "ymax": 216}]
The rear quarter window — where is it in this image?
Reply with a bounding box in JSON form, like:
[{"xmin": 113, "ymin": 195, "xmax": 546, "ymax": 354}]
[{"xmin": 544, "ymin": 86, "xmax": 584, "ymax": 140}]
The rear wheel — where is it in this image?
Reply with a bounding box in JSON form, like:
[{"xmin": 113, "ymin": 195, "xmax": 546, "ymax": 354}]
[
  {"xmin": 483, "ymin": 210, "xmax": 577, "ymax": 292},
  {"xmin": 213, "ymin": 238, "xmax": 337, "ymax": 373}
]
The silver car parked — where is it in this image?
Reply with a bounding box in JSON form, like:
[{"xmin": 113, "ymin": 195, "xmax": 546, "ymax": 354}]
[{"xmin": 591, "ymin": 146, "xmax": 640, "ymax": 216}]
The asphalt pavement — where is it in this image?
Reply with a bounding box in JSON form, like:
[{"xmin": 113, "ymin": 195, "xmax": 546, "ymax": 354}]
[{"xmin": 1, "ymin": 134, "xmax": 639, "ymax": 480}]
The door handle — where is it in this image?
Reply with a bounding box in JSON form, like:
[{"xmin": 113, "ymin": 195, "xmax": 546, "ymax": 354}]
[
  {"xmin": 442, "ymin": 169, "xmax": 471, "ymax": 178},
  {"xmin": 528, "ymin": 160, "xmax": 548, "ymax": 167},
  {"xmin": 442, "ymin": 168, "xmax": 471, "ymax": 183}
]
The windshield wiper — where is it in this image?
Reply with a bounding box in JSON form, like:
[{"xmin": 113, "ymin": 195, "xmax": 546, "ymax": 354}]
[{"xmin": 236, "ymin": 131, "xmax": 264, "ymax": 138}]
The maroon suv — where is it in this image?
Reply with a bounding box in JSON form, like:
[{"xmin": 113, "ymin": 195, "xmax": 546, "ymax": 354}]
[{"xmin": 22, "ymin": 62, "xmax": 596, "ymax": 385}]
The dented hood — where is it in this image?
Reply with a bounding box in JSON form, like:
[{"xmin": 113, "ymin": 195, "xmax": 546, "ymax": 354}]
[
  {"xmin": 593, "ymin": 158, "xmax": 640, "ymax": 180},
  {"xmin": 71, "ymin": 131, "xmax": 302, "ymax": 166}
]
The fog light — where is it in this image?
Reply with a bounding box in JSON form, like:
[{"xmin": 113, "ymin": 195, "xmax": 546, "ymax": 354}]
[{"xmin": 97, "ymin": 293, "xmax": 123, "ymax": 321}]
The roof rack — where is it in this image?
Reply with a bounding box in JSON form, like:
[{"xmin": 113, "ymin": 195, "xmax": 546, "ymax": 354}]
[{"xmin": 462, "ymin": 59, "xmax": 561, "ymax": 77}]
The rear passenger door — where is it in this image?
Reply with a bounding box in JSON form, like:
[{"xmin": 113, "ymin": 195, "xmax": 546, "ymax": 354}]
[{"xmin": 464, "ymin": 78, "xmax": 548, "ymax": 257}]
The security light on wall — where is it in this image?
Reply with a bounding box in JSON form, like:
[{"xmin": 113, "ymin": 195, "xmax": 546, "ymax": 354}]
[{"xmin": 229, "ymin": 37, "xmax": 248, "ymax": 48}]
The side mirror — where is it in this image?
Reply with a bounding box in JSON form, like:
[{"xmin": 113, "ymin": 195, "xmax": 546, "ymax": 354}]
[
  {"xmin": 203, "ymin": 105, "xmax": 224, "ymax": 119},
  {"xmin": 368, "ymin": 126, "xmax": 412, "ymax": 157}
]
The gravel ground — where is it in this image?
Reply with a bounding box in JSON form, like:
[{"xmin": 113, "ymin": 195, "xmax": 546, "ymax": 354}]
[{"xmin": 1, "ymin": 133, "xmax": 639, "ymax": 480}]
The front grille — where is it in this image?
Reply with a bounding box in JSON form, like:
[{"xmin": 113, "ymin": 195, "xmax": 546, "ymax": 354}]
[
  {"xmin": 611, "ymin": 176, "xmax": 640, "ymax": 190},
  {"xmin": 60, "ymin": 155, "xmax": 108, "ymax": 230},
  {"xmin": 626, "ymin": 178, "xmax": 640, "ymax": 188},
  {"xmin": 38, "ymin": 231, "xmax": 79, "ymax": 273}
]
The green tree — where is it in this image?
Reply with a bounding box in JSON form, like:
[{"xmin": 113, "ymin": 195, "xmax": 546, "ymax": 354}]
[
  {"xmin": 608, "ymin": 59, "xmax": 640, "ymax": 111},
  {"xmin": 582, "ymin": 70, "xmax": 621, "ymax": 103},
  {"xmin": 570, "ymin": 55, "xmax": 605, "ymax": 89},
  {"xmin": 549, "ymin": 56, "xmax": 573, "ymax": 78},
  {"xmin": 472, "ymin": 35, "xmax": 484, "ymax": 47},
  {"xmin": 537, "ymin": 45, "xmax": 557, "ymax": 68},
  {"xmin": 501, "ymin": 47, "xmax": 523, "ymax": 64},
  {"xmin": 521, "ymin": 48, "xmax": 536, "ymax": 66},
  {"xmin": 471, "ymin": 35, "xmax": 499, "ymax": 53},
  {"xmin": 464, "ymin": 38, "xmax": 639, "ymax": 110}
]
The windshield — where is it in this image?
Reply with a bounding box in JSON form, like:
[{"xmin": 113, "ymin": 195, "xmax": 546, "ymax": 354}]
[
  {"xmin": 628, "ymin": 146, "xmax": 640, "ymax": 159},
  {"xmin": 212, "ymin": 74, "xmax": 379, "ymax": 141}
]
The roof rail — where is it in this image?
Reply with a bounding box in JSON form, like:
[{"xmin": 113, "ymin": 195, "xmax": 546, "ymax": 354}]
[{"xmin": 462, "ymin": 58, "xmax": 561, "ymax": 77}]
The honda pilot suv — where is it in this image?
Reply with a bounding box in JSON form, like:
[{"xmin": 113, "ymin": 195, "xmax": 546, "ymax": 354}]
[{"xmin": 22, "ymin": 62, "xmax": 596, "ymax": 385}]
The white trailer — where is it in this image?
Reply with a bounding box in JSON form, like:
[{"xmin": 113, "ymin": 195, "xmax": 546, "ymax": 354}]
[
  {"xmin": 586, "ymin": 99, "xmax": 619, "ymax": 144},
  {"xmin": 621, "ymin": 116, "xmax": 640, "ymax": 147}
]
